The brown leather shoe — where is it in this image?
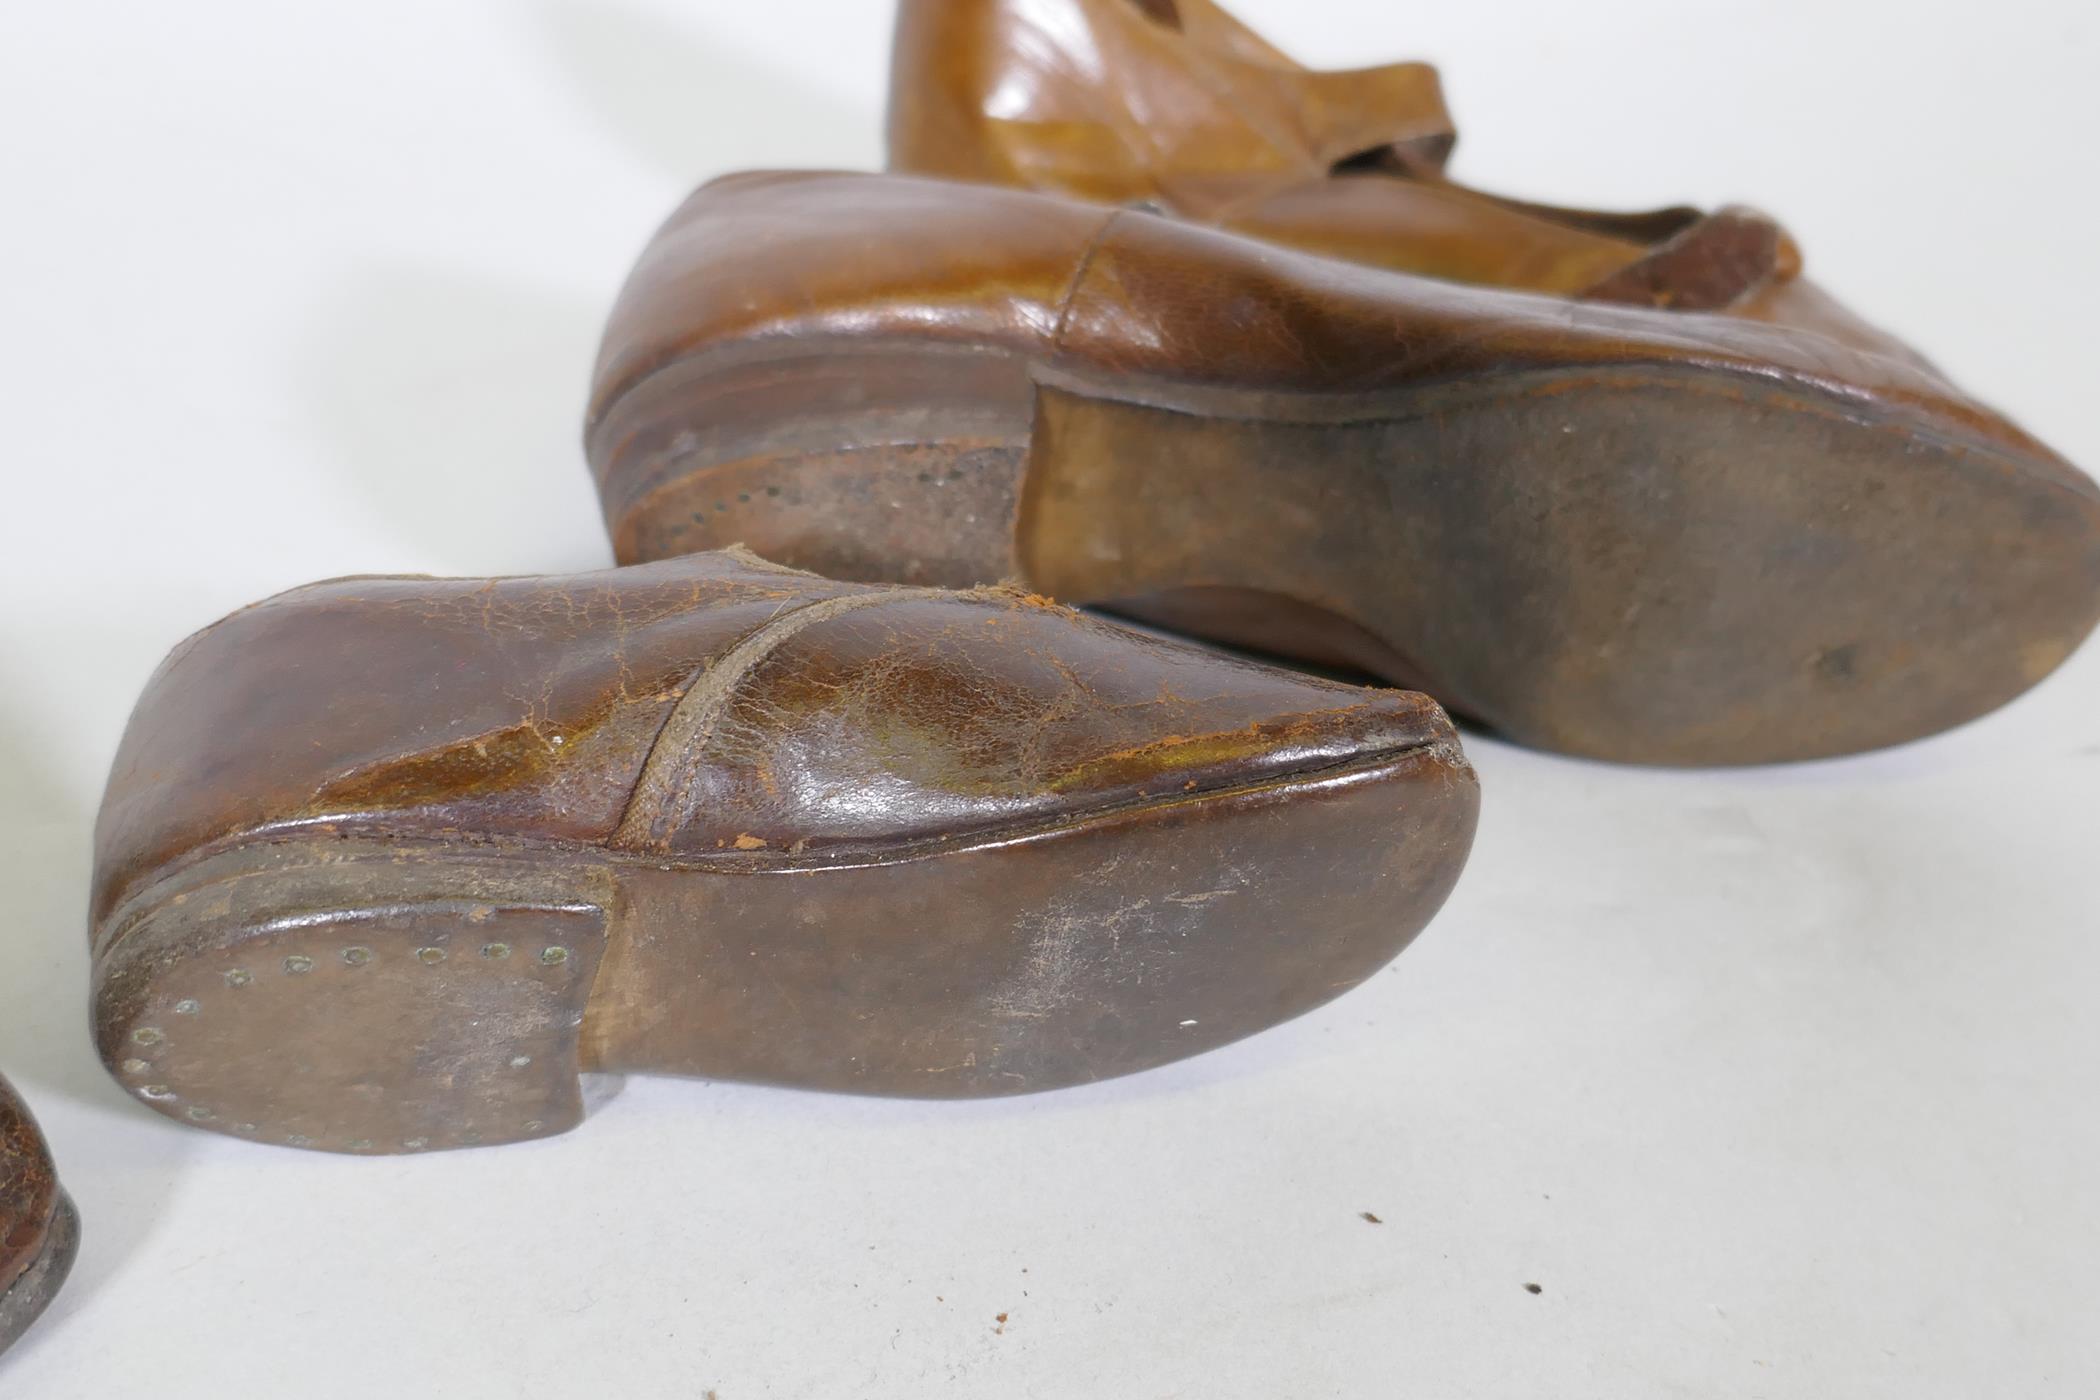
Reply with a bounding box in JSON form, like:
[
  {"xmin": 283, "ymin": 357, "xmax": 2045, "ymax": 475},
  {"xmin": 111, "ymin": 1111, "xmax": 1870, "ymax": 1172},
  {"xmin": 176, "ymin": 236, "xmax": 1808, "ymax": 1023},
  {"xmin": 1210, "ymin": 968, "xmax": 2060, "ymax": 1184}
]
[
  {"xmin": 90, "ymin": 549, "xmax": 1475, "ymax": 1155},
  {"xmin": 585, "ymin": 171, "xmax": 2100, "ymax": 765},
  {"xmin": 1, "ymin": 1075, "xmax": 76, "ymax": 1359},
  {"xmin": 886, "ymin": 0, "xmax": 1909, "ymax": 355}
]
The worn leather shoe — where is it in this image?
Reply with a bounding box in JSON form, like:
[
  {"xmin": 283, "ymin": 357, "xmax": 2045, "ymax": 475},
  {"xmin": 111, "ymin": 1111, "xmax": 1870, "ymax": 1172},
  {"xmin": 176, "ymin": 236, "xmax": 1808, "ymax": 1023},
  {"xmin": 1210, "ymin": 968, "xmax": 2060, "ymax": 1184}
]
[
  {"xmin": 1, "ymin": 1075, "xmax": 75, "ymax": 1359},
  {"xmin": 90, "ymin": 549, "xmax": 1476, "ymax": 1154},
  {"xmin": 887, "ymin": 0, "xmax": 1915, "ymax": 356},
  {"xmin": 586, "ymin": 171, "xmax": 2100, "ymax": 765}
]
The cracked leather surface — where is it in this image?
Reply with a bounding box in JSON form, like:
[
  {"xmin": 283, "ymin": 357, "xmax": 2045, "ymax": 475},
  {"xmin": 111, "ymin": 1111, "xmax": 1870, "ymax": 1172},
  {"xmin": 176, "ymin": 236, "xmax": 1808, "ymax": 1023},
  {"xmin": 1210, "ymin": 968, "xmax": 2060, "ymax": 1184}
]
[
  {"xmin": 637, "ymin": 591, "xmax": 1450, "ymax": 855},
  {"xmin": 92, "ymin": 550, "xmax": 1458, "ymax": 926}
]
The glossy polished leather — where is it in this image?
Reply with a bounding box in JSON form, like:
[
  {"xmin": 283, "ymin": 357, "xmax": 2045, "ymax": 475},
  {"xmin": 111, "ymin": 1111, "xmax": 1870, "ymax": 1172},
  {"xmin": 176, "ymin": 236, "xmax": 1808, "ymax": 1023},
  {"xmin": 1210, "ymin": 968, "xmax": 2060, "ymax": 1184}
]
[
  {"xmin": 593, "ymin": 172, "xmax": 2050, "ymax": 465},
  {"xmin": 587, "ymin": 172, "xmax": 2100, "ymax": 764},
  {"xmin": 0, "ymin": 1075, "xmax": 73, "ymax": 1359},
  {"xmin": 91, "ymin": 549, "xmax": 1477, "ymax": 1151},
  {"xmin": 886, "ymin": 0, "xmax": 1919, "ymax": 358}
]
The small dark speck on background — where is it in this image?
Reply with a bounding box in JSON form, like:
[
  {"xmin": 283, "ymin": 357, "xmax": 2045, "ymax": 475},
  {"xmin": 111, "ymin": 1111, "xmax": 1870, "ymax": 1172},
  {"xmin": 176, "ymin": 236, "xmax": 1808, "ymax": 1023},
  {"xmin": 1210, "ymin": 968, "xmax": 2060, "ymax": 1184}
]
[
  {"xmin": 1360, "ymin": 1212, "xmax": 1383, "ymax": 1225},
  {"xmin": 1524, "ymin": 1283, "xmax": 1544, "ymax": 1295}
]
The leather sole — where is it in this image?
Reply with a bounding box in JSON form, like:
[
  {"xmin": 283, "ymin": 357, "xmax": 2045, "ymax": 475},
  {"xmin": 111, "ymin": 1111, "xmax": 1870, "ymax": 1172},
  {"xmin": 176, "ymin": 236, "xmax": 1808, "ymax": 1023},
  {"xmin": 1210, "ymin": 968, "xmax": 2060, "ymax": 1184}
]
[
  {"xmin": 93, "ymin": 741, "xmax": 1475, "ymax": 1155},
  {"xmin": 591, "ymin": 344, "xmax": 2100, "ymax": 765}
]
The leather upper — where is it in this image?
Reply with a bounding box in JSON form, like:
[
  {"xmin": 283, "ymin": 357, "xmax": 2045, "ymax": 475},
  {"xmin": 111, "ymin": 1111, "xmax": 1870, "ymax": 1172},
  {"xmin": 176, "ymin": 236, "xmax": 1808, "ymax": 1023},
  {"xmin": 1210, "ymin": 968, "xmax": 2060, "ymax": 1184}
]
[
  {"xmin": 888, "ymin": 0, "xmax": 1455, "ymax": 202},
  {"xmin": 0, "ymin": 1076, "xmax": 57, "ymax": 1299},
  {"xmin": 888, "ymin": 0, "xmax": 1828, "ymax": 316},
  {"xmin": 591, "ymin": 172, "xmax": 2074, "ymax": 474},
  {"xmin": 92, "ymin": 550, "xmax": 1458, "ymax": 928},
  {"xmin": 625, "ymin": 589, "xmax": 1451, "ymax": 854}
]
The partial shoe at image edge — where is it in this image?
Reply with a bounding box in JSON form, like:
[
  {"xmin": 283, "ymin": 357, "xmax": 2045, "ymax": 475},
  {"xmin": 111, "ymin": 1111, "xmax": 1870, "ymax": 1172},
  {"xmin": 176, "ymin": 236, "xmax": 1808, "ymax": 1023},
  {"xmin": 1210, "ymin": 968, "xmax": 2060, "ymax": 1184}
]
[{"xmin": 0, "ymin": 1079, "xmax": 77, "ymax": 1361}]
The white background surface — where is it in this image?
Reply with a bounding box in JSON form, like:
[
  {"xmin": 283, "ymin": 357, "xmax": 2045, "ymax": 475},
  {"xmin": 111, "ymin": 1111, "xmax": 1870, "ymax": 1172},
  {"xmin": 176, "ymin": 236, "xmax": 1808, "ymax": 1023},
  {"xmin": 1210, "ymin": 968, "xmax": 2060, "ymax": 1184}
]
[{"xmin": 3, "ymin": 1, "xmax": 2097, "ymax": 1395}]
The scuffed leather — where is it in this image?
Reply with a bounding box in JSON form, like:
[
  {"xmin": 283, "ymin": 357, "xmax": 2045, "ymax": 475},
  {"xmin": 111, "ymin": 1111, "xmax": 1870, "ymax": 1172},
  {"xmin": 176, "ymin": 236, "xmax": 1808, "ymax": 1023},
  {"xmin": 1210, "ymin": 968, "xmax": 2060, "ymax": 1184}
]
[
  {"xmin": 888, "ymin": 0, "xmax": 1819, "ymax": 314},
  {"xmin": 93, "ymin": 549, "xmax": 1457, "ymax": 924},
  {"xmin": 0, "ymin": 1076, "xmax": 57, "ymax": 1299},
  {"xmin": 92, "ymin": 550, "xmax": 854, "ymax": 927}
]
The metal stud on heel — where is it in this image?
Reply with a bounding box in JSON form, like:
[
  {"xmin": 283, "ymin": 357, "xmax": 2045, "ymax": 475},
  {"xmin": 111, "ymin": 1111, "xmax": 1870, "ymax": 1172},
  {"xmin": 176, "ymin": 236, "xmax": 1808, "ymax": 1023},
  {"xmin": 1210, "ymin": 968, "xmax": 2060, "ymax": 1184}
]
[{"xmin": 94, "ymin": 844, "xmax": 612, "ymax": 1155}]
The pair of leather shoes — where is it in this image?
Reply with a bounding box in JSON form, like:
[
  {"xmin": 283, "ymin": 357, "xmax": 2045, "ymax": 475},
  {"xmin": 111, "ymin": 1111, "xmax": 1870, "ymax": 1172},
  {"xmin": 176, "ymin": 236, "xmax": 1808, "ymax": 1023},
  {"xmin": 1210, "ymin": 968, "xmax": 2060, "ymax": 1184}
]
[{"xmin": 87, "ymin": 0, "xmax": 2098, "ymax": 1159}]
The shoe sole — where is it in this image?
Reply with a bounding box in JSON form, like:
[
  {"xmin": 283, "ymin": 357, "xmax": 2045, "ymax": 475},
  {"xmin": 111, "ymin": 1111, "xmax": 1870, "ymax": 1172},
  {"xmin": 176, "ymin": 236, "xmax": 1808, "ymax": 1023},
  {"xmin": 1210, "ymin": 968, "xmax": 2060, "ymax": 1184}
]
[
  {"xmin": 591, "ymin": 343, "xmax": 2100, "ymax": 764},
  {"xmin": 93, "ymin": 741, "xmax": 1475, "ymax": 1155}
]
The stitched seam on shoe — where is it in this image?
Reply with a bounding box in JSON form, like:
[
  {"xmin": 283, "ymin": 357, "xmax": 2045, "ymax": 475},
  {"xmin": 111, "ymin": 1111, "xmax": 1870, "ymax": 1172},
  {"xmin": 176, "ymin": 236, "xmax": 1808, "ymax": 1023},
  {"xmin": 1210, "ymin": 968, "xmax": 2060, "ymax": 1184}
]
[
  {"xmin": 1050, "ymin": 209, "xmax": 1130, "ymax": 358},
  {"xmin": 610, "ymin": 585, "xmax": 964, "ymax": 852}
]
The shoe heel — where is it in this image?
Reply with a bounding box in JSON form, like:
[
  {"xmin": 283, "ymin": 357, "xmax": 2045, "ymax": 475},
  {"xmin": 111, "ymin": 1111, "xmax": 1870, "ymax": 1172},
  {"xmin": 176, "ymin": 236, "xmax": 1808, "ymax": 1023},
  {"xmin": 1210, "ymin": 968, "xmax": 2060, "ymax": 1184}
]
[
  {"xmin": 94, "ymin": 844, "xmax": 612, "ymax": 1155},
  {"xmin": 589, "ymin": 347, "xmax": 1034, "ymax": 585}
]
